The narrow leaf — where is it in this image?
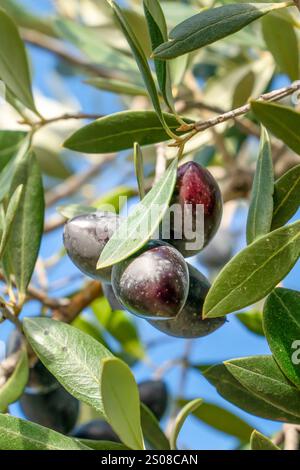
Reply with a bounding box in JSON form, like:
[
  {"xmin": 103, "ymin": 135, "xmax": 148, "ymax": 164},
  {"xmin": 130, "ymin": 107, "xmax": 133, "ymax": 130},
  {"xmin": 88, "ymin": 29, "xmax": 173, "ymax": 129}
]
[
  {"xmin": 0, "ymin": 349, "xmax": 28, "ymax": 412},
  {"xmin": 77, "ymin": 439, "xmax": 129, "ymax": 451},
  {"xmin": 0, "ymin": 414, "xmax": 89, "ymax": 450},
  {"xmin": 100, "ymin": 357, "xmax": 144, "ymax": 450},
  {"xmin": 262, "ymin": 14, "xmax": 299, "ymax": 81},
  {"xmin": 143, "ymin": 0, "xmax": 174, "ymax": 110},
  {"xmin": 204, "ymin": 363, "xmax": 300, "ymax": 424},
  {"xmin": 251, "ymin": 101, "xmax": 300, "ymax": 156},
  {"xmin": 134, "ymin": 143, "xmax": 145, "ymax": 200},
  {"xmin": 236, "ymin": 310, "xmax": 264, "ymax": 336},
  {"xmin": 251, "ymin": 430, "xmax": 280, "ymax": 450},
  {"xmin": 140, "ymin": 403, "xmax": 170, "ymax": 450},
  {"xmin": 0, "ymin": 130, "xmax": 26, "ymax": 171},
  {"xmin": 85, "ymin": 77, "xmax": 147, "ymax": 97},
  {"xmin": 225, "ymin": 355, "xmax": 300, "ymax": 418},
  {"xmin": 64, "ymin": 111, "xmax": 192, "ymax": 154},
  {"xmin": 3, "ymin": 151, "xmax": 44, "ymax": 300},
  {"xmin": 0, "ymin": 9, "xmax": 37, "ymax": 112},
  {"xmin": 263, "ymin": 288, "xmax": 300, "ymax": 388},
  {"xmin": 23, "ymin": 317, "xmax": 113, "ymax": 415},
  {"xmin": 203, "ymin": 221, "xmax": 300, "ymax": 318},
  {"xmin": 178, "ymin": 399, "xmax": 253, "ymax": 442},
  {"xmin": 0, "ymin": 185, "xmax": 23, "ymax": 259},
  {"xmin": 170, "ymin": 398, "xmax": 202, "ymax": 450},
  {"xmin": 271, "ymin": 164, "xmax": 300, "ymax": 230},
  {"xmin": 97, "ymin": 158, "xmax": 178, "ymax": 269},
  {"xmin": 246, "ymin": 127, "xmax": 274, "ymax": 244},
  {"xmin": 153, "ymin": 3, "xmax": 291, "ymax": 59}
]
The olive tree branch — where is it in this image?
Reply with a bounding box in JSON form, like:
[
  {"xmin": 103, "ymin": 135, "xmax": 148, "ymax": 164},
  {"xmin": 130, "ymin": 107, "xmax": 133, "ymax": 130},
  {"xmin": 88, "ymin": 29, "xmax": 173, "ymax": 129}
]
[
  {"xmin": 178, "ymin": 81, "xmax": 300, "ymax": 136},
  {"xmin": 293, "ymin": 0, "xmax": 300, "ymax": 11}
]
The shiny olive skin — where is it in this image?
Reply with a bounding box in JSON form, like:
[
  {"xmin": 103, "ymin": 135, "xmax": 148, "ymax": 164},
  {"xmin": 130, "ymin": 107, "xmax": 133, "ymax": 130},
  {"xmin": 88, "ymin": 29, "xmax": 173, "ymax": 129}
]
[
  {"xmin": 71, "ymin": 420, "xmax": 120, "ymax": 442},
  {"xmin": 161, "ymin": 162, "xmax": 223, "ymax": 258},
  {"xmin": 112, "ymin": 241, "xmax": 189, "ymax": 320},
  {"xmin": 148, "ymin": 264, "xmax": 225, "ymax": 338},
  {"xmin": 63, "ymin": 212, "xmax": 121, "ymax": 283},
  {"xmin": 138, "ymin": 380, "xmax": 168, "ymax": 420},
  {"xmin": 20, "ymin": 385, "xmax": 79, "ymax": 434}
]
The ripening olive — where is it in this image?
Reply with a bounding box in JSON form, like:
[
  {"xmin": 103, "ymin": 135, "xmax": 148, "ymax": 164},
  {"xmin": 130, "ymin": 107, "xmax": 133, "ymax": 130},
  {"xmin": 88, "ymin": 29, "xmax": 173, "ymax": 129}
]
[
  {"xmin": 63, "ymin": 212, "xmax": 121, "ymax": 283},
  {"xmin": 138, "ymin": 380, "xmax": 168, "ymax": 420},
  {"xmin": 148, "ymin": 264, "xmax": 225, "ymax": 338},
  {"xmin": 112, "ymin": 241, "xmax": 189, "ymax": 320},
  {"xmin": 71, "ymin": 420, "xmax": 120, "ymax": 442},
  {"xmin": 161, "ymin": 162, "xmax": 223, "ymax": 258}
]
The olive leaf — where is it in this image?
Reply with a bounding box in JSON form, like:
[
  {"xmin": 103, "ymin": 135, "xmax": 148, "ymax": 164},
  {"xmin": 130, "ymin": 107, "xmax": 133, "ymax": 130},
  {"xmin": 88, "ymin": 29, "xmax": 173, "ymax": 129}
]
[
  {"xmin": 262, "ymin": 14, "xmax": 299, "ymax": 81},
  {"xmin": 134, "ymin": 142, "xmax": 145, "ymax": 200},
  {"xmin": 0, "ymin": 348, "xmax": 28, "ymax": 412},
  {"xmin": 153, "ymin": 2, "xmax": 292, "ymax": 59},
  {"xmin": 2, "ymin": 151, "xmax": 44, "ymax": 301},
  {"xmin": 170, "ymin": 398, "xmax": 203, "ymax": 450},
  {"xmin": 85, "ymin": 77, "xmax": 147, "ymax": 97},
  {"xmin": 203, "ymin": 220, "xmax": 300, "ymax": 318},
  {"xmin": 143, "ymin": 0, "xmax": 174, "ymax": 110},
  {"xmin": 97, "ymin": 158, "xmax": 178, "ymax": 269},
  {"xmin": 204, "ymin": 363, "xmax": 300, "ymax": 424},
  {"xmin": 100, "ymin": 357, "xmax": 144, "ymax": 450},
  {"xmin": 246, "ymin": 126, "xmax": 274, "ymax": 244},
  {"xmin": 140, "ymin": 403, "xmax": 170, "ymax": 450},
  {"xmin": 23, "ymin": 317, "xmax": 113, "ymax": 415},
  {"xmin": 251, "ymin": 101, "xmax": 300, "ymax": 156},
  {"xmin": 178, "ymin": 399, "xmax": 253, "ymax": 442},
  {"xmin": 0, "ymin": 130, "xmax": 27, "ymax": 172},
  {"xmin": 236, "ymin": 310, "xmax": 264, "ymax": 336},
  {"xmin": 250, "ymin": 430, "xmax": 280, "ymax": 450},
  {"xmin": 271, "ymin": 164, "xmax": 300, "ymax": 230},
  {"xmin": 263, "ymin": 288, "xmax": 300, "ymax": 388},
  {"xmin": 64, "ymin": 111, "xmax": 192, "ymax": 154},
  {"xmin": 0, "ymin": 185, "xmax": 23, "ymax": 259},
  {"xmin": 0, "ymin": 9, "xmax": 37, "ymax": 113},
  {"xmin": 225, "ymin": 355, "xmax": 300, "ymax": 418},
  {"xmin": 0, "ymin": 414, "xmax": 89, "ymax": 450}
]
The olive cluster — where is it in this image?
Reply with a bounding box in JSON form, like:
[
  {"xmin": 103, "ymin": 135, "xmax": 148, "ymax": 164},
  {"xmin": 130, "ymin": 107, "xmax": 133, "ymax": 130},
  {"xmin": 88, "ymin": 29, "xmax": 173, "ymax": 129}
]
[{"xmin": 64, "ymin": 162, "xmax": 225, "ymax": 338}]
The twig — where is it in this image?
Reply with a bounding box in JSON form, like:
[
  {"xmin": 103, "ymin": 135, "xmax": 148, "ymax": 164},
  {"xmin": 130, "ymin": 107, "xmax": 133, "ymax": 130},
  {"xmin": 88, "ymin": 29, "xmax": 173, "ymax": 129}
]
[
  {"xmin": 0, "ymin": 353, "xmax": 20, "ymax": 388},
  {"xmin": 181, "ymin": 82, "xmax": 300, "ymax": 135},
  {"xmin": 294, "ymin": 0, "xmax": 300, "ymax": 11},
  {"xmin": 45, "ymin": 155, "xmax": 115, "ymax": 207},
  {"xmin": 0, "ymin": 300, "xmax": 23, "ymax": 332},
  {"xmin": 21, "ymin": 113, "xmax": 105, "ymax": 129},
  {"xmin": 283, "ymin": 424, "xmax": 300, "ymax": 450}
]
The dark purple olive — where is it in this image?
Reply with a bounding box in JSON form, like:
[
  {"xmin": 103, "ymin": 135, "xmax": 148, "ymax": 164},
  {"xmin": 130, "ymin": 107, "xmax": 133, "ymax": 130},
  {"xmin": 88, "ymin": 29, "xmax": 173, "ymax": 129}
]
[
  {"xmin": 138, "ymin": 380, "xmax": 168, "ymax": 420},
  {"xmin": 161, "ymin": 162, "xmax": 223, "ymax": 257},
  {"xmin": 63, "ymin": 212, "xmax": 121, "ymax": 283},
  {"xmin": 71, "ymin": 420, "xmax": 120, "ymax": 442},
  {"xmin": 20, "ymin": 385, "xmax": 79, "ymax": 434},
  {"xmin": 148, "ymin": 264, "xmax": 225, "ymax": 338},
  {"xmin": 112, "ymin": 241, "xmax": 189, "ymax": 320}
]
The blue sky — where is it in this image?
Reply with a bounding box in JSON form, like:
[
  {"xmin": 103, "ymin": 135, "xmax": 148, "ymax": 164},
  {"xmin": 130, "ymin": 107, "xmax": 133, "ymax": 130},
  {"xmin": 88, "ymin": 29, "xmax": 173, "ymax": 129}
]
[{"xmin": 1, "ymin": 0, "xmax": 299, "ymax": 450}]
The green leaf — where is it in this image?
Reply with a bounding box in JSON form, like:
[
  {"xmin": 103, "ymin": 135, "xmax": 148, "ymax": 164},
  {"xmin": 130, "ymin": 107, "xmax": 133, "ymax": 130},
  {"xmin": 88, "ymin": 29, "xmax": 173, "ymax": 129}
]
[
  {"xmin": 134, "ymin": 143, "xmax": 145, "ymax": 200},
  {"xmin": 225, "ymin": 355, "xmax": 300, "ymax": 418},
  {"xmin": 108, "ymin": 1, "xmax": 171, "ymax": 135},
  {"xmin": 271, "ymin": 164, "xmax": 300, "ymax": 230},
  {"xmin": 0, "ymin": 414, "xmax": 89, "ymax": 450},
  {"xmin": 58, "ymin": 204, "xmax": 96, "ymax": 220},
  {"xmin": 0, "ymin": 130, "xmax": 26, "ymax": 172},
  {"xmin": 2, "ymin": 151, "xmax": 44, "ymax": 300},
  {"xmin": 203, "ymin": 221, "xmax": 300, "ymax": 318},
  {"xmin": 97, "ymin": 158, "xmax": 178, "ymax": 269},
  {"xmin": 0, "ymin": 185, "xmax": 23, "ymax": 259},
  {"xmin": 0, "ymin": 348, "xmax": 28, "ymax": 412},
  {"xmin": 143, "ymin": 0, "xmax": 174, "ymax": 110},
  {"xmin": 170, "ymin": 398, "xmax": 202, "ymax": 450},
  {"xmin": 236, "ymin": 310, "xmax": 264, "ymax": 336},
  {"xmin": 0, "ymin": 9, "xmax": 37, "ymax": 112},
  {"xmin": 178, "ymin": 399, "xmax": 253, "ymax": 442},
  {"xmin": 100, "ymin": 357, "xmax": 144, "ymax": 450},
  {"xmin": 263, "ymin": 288, "xmax": 300, "ymax": 388},
  {"xmin": 64, "ymin": 111, "xmax": 191, "ymax": 154},
  {"xmin": 204, "ymin": 363, "xmax": 300, "ymax": 424},
  {"xmin": 262, "ymin": 14, "xmax": 299, "ymax": 81},
  {"xmin": 140, "ymin": 403, "xmax": 170, "ymax": 450},
  {"xmin": 85, "ymin": 77, "xmax": 147, "ymax": 97},
  {"xmin": 92, "ymin": 298, "xmax": 145, "ymax": 360},
  {"xmin": 23, "ymin": 317, "xmax": 113, "ymax": 415},
  {"xmin": 246, "ymin": 127, "xmax": 274, "ymax": 244},
  {"xmin": 76, "ymin": 439, "xmax": 129, "ymax": 451},
  {"xmin": 251, "ymin": 101, "xmax": 300, "ymax": 156},
  {"xmin": 153, "ymin": 2, "xmax": 291, "ymax": 59},
  {"xmin": 250, "ymin": 430, "xmax": 280, "ymax": 450},
  {"xmin": 72, "ymin": 316, "xmax": 108, "ymax": 347}
]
